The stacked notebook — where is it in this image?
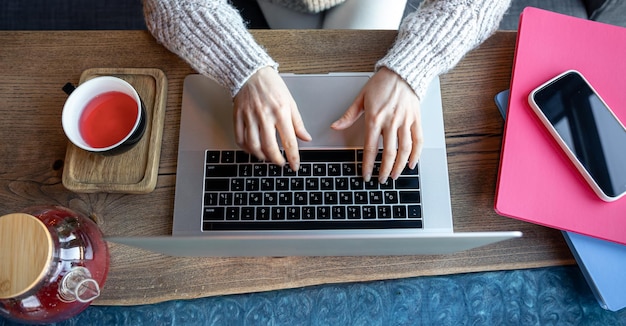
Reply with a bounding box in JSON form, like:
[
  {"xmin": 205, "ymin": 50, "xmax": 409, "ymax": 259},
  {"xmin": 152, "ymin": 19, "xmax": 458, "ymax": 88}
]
[
  {"xmin": 495, "ymin": 89, "xmax": 626, "ymax": 312},
  {"xmin": 494, "ymin": 8, "xmax": 626, "ymax": 311}
]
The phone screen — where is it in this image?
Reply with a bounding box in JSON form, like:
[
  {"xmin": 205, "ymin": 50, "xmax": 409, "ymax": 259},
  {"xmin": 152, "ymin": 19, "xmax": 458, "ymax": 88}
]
[{"xmin": 532, "ymin": 71, "xmax": 626, "ymax": 199}]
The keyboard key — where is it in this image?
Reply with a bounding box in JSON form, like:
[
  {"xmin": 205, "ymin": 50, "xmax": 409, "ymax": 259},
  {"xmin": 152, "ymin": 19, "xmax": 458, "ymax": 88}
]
[
  {"xmin": 313, "ymin": 164, "xmax": 326, "ymax": 176},
  {"xmin": 309, "ymin": 192, "xmax": 323, "ymax": 205},
  {"xmin": 384, "ymin": 191, "xmax": 399, "ymax": 204},
  {"xmin": 378, "ymin": 206, "xmax": 392, "ymax": 219},
  {"xmin": 203, "ymin": 220, "xmax": 423, "ymax": 231},
  {"xmin": 253, "ymin": 164, "xmax": 267, "ymax": 177},
  {"xmin": 294, "ymin": 192, "xmax": 308, "ymax": 205},
  {"xmin": 204, "ymin": 193, "xmax": 218, "ymax": 206},
  {"xmin": 291, "ymin": 178, "xmax": 305, "ymax": 190},
  {"xmin": 324, "ymin": 192, "xmax": 338, "ymax": 205},
  {"xmin": 347, "ymin": 206, "xmax": 361, "ymax": 219},
  {"xmin": 302, "ymin": 207, "xmax": 315, "ymax": 220},
  {"xmin": 239, "ymin": 164, "xmax": 253, "ymax": 177},
  {"xmin": 298, "ymin": 164, "xmax": 312, "ymax": 176},
  {"xmin": 226, "ymin": 207, "xmax": 239, "ymax": 220},
  {"xmin": 287, "ymin": 207, "xmax": 300, "ymax": 220},
  {"xmin": 245, "ymin": 178, "xmax": 260, "ymax": 191},
  {"xmin": 235, "ymin": 150, "xmax": 250, "ymax": 163},
  {"xmin": 317, "ymin": 206, "xmax": 331, "ymax": 219},
  {"xmin": 342, "ymin": 163, "xmax": 357, "ymax": 176},
  {"xmin": 205, "ymin": 179, "xmax": 229, "ymax": 191},
  {"xmin": 206, "ymin": 165, "xmax": 237, "ymax": 177},
  {"xmin": 283, "ymin": 165, "xmax": 297, "ymax": 176},
  {"xmin": 305, "ymin": 177, "xmax": 319, "ymax": 190},
  {"xmin": 339, "ymin": 192, "xmax": 353, "ymax": 204},
  {"xmin": 362, "ymin": 206, "xmax": 376, "ymax": 219},
  {"xmin": 268, "ymin": 164, "xmax": 282, "ymax": 177},
  {"xmin": 241, "ymin": 207, "xmax": 255, "ymax": 220},
  {"xmin": 332, "ymin": 206, "xmax": 346, "ymax": 219},
  {"xmin": 354, "ymin": 191, "xmax": 368, "ymax": 204},
  {"xmin": 221, "ymin": 151, "xmax": 235, "ymax": 163},
  {"xmin": 256, "ymin": 207, "xmax": 271, "ymax": 220},
  {"xmin": 279, "ymin": 192, "xmax": 293, "ymax": 205},
  {"xmin": 350, "ymin": 177, "xmax": 364, "ymax": 190},
  {"xmin": 271, "ymin": 207, "xmax": 286, "ymax": 220},
  {"xmin": 203, "ymin": 207, "xmax": 224, "ymax": 220},
  {"xmin": 334, "ymin": 177, "xmax": 349, "ymax": 190},
  {"xmin": 320, "ymin": 178, "xmax": 334, "ymax": 190},
  {"xmin": 393, "ymin": 205, "xmax": 407, "ymax": 218},
  {"xmin": 396, "ymin": 177, "xmax": 419, "ymax": 189},
  {"xmin": 234, "ymin": 193, "xmax": 247, "ymax": 206},
  {"xmin": 276, "ymin": 178, "xmax": 289, "ymax": 190},
  {"xmin": 249, "ymin": 192, "xmax": 263, "ymax": 205},
  {"xmin": 231, "ymin": 178, "xmax": 245, "ymax": 191},
  {"xmin": 261, "ymin": 178, "xmax": 274, "ymax": 191},
  {"xmin": 408, "ymin": 205, "xmax": 422, "ymax": 218},
  {"xmin": 328, "ymin": 163, "xmax": 342, "ymax": 176},
  {"xmin": 263, "ymin": 192, "xmax": 278, "ymax": 205},
  {"xmin": 206, "ymin": 151, "xmax": 220, "ymax": 163},
  {"xmin": 364, "ymin": 179, "xmax": 378, "ymax": 190},
  {"xmin": 300, "ymin": 149, "xmax": 355, "ymax": 162},
  {"xmin": 219, "ymin": 193, "xmax": 233, "ymax": 206},
  {"xmin": 379, "ymin": 179, "xmax": 393, "ymax": 189},
  {"xmin": 399, "ymin": 191, "xmax": 421, "ymax": 203},
  {"xmin": 402, "ymin": 164, "xmax": 419, "ymax": 175},
  {"xmin": 369, "ymin": 191, "xmax": 384, "ymax": 204}
]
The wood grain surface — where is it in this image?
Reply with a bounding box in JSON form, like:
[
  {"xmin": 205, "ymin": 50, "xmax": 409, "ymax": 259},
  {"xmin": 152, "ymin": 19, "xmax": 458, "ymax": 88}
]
[{"xmin": 0, "ymin": 30, "xmax": 574, "ymax": 306}]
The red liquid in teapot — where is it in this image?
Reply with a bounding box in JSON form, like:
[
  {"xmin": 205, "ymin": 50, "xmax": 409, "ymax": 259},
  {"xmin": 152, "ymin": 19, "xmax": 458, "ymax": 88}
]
[
  {"xmin": 79, "ymin": 91, "xmax": 138, "ymax": 148},
  {"xmin": 0, "ymin": 207, "xmax": 109, "ymax": 324}
]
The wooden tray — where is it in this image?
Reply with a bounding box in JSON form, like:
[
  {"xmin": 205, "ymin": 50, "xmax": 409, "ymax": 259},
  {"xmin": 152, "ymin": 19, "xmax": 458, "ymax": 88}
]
[{"xmin": 62, "ymin": 68, "xmax": 167, "ymax": 194}]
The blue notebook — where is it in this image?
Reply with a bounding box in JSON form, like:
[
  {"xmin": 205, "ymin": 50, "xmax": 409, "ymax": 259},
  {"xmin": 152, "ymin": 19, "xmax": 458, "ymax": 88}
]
[{"xmin": 495, "ymin": 90, "xmax": 626, "ymax": 312}]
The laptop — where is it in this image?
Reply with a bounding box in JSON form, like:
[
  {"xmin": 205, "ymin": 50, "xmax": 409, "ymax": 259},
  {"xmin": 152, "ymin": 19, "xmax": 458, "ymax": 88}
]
[{"xmin": 107, "ymin": 73, "xmax": 521, "ymax": 256}]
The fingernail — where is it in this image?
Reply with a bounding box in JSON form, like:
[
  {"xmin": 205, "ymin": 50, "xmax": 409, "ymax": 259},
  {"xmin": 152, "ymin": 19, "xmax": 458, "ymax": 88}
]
[
  {"xmin": 363, "ymin": 173, "xmax": 371, "ymax": 183},
  {"xmin": 379, "ymin": 176, "xmax": 388, "ymax": 184}
]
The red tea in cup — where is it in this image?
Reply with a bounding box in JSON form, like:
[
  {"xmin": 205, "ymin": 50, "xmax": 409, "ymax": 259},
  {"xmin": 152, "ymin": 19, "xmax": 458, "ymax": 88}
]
[
  {"xmin": 79, "ymin": 91, "xmax": 138, "ymax": 149},
  {"xmin": 62, "ymin": 76, "xmax": 146, "ymax": 155}
]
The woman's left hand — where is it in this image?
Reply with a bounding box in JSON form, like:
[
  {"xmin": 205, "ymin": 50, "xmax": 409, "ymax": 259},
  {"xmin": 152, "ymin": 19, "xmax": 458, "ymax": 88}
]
[{"xmin": 331, "ymin": 67, "xmax": 423, "ymax": 183}]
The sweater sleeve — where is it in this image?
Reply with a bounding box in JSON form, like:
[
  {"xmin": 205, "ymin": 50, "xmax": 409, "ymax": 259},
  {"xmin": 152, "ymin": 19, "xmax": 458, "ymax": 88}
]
[
  {"xmin": 376, "ymin": 0, "xmax": 511, "ymax": 101},
  {"xmin": 143, "ymin": 0, "xmax": 277, "ymax": 97}
]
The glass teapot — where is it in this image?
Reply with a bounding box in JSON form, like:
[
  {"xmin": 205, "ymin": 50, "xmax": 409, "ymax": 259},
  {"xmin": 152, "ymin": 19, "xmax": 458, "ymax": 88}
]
[{"xmin": 0, "ymin": 206, "xmax": 109, "ymax": 324}]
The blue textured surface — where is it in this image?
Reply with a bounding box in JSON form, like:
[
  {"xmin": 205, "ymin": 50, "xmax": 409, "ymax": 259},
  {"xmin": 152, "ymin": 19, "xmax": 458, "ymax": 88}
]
[{"xmin": 2, "ymin": 266, "xmax": 625, "ymax": 325}]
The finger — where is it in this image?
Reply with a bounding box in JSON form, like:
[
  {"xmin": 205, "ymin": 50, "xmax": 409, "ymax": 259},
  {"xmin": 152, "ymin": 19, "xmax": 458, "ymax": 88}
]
[
  {"xmin": 233, "ymin": 106, "xmax": 249, "ymax": 153},
  {"xmin": 378, "ymin": 126, "xmax": 398, "ymax": 184},
  {"xmin": 259, "ymin": 120, "xmax": 286, "ymax": 167},
  {"xmin": 331, "ymin": 92, "xmax": 364, "ymax": 130},
  {"xmin": 391, "ymin": 123, "xmax": 412, "ymax": 180},
  {"xmin": 277, "ymin": 105, "xmax": 301, "ymax": 171},
  {"xmin": 291, "ymin": 104, "xmax": 312, "ymax": 142},
  {"xmin": 361, "ymin": 122, "xmax": 381, "ymax": 183},
  {"xmin": 408, "ymin": 119, "xmax": 424, "ymax": 169},
  {"xmin": 244, "ymin": 112, "xmax": 265, "ymax": 161}
]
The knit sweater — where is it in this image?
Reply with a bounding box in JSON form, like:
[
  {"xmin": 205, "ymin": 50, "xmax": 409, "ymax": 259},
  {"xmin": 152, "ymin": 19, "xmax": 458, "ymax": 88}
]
[{"xmin": 143, "ymin": 0, "xmax": 510, "ymax": 101}]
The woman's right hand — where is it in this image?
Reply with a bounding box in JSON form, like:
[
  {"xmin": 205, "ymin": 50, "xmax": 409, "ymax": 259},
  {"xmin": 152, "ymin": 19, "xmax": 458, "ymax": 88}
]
[{"xmin": 233, "ymin": 67, "xmax": 312, "ymax": 171}]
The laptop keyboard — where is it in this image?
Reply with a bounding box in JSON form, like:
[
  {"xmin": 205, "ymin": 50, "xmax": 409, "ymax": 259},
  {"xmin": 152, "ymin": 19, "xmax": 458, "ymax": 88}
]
[{"xmin": 202, "ymin": 149, "xmax": 423, "ymax": 231}]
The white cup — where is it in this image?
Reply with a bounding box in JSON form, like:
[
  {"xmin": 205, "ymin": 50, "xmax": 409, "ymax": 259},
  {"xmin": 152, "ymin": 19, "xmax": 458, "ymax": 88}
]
[{"xmin": 62, "ymin": 76, "xmax": 146, "ymax": 155}]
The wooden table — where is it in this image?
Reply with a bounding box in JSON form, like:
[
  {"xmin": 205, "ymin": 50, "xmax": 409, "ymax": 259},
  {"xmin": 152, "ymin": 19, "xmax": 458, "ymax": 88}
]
[{"xmin": 0, "ymin": 30, "xmax": 574, "ymax": 306}]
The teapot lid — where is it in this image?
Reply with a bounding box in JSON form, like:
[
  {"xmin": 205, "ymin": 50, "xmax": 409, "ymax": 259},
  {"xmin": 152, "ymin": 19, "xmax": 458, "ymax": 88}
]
[{"xmin": 0, "ymin": 213, "xmax": 53, "ymax": 299}]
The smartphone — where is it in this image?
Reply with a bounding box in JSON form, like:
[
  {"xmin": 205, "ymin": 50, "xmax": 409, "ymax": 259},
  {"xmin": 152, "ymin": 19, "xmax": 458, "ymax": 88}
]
[{"xmin": 528, "ymin": 70, "xmax": 626, "ymax": 202}]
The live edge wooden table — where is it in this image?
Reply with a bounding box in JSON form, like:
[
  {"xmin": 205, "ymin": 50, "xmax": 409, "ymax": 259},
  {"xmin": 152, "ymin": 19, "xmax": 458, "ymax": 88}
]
[{"xmin": 0, "ymin": 30, "xmax": 574, "ymax": 306}]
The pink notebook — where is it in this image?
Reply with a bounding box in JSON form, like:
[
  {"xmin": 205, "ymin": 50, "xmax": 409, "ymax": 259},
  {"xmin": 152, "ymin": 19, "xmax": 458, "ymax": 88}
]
[{"xmin": 495, "ymin": 8, "xmax": 626, "ymax": 245}]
